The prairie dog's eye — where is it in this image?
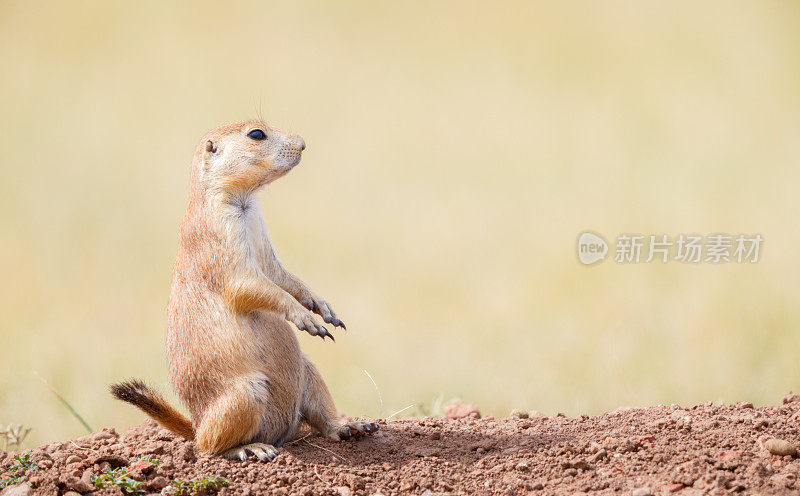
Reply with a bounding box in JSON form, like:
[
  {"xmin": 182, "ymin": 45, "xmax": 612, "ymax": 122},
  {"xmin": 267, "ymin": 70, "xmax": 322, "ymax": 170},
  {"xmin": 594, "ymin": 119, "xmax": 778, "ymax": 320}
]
[{"xmin": 247, "ymin": 129, "xmax": 267, "ymax": 141}]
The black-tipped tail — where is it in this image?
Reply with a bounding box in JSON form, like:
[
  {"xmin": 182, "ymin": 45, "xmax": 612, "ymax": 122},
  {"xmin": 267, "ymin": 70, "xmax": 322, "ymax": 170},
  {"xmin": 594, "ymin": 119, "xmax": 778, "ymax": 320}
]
[{"xmin": 110, "ymin": 379, "xmax": 195, "ymax": 440}]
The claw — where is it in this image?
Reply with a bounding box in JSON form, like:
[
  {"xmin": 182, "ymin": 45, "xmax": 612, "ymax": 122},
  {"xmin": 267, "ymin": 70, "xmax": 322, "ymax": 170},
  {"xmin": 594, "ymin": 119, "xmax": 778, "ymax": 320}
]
[
  {"xmin": 224, "ymin": 443, "xmax": 279, "ymax": 463},
  {"xmin": 335, "ymin": 421, "xmax": 380, "ymax": 441},
  {"xmin": 250, "ymin": 446, "xmax": 277, "ymax": 462}
]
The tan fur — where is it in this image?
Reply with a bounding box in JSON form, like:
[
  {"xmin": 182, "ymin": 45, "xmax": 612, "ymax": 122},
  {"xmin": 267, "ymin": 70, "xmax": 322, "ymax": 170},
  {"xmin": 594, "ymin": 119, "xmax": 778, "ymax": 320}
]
[
  {"xmin": 113, "ymin": 121, "xmax": 377, "ymax": 459},
  {"xmin": 109, "ymin": 380, "xmax": 195, "ymax": 440}
]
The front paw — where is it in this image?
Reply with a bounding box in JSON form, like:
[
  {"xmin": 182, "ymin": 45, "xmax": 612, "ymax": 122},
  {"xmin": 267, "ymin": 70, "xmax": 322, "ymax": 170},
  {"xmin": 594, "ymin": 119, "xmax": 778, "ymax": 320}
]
[
  {"xmin": 286, "ymin": 302, "xmax": 335, "ymax": 341},
  {"xmin": 300, "ymin": 294, "xmax": 346, "ymax": 330},
  {"xmin": 332, "ymin": 420, "xmax": 381, "ymax": 441}
]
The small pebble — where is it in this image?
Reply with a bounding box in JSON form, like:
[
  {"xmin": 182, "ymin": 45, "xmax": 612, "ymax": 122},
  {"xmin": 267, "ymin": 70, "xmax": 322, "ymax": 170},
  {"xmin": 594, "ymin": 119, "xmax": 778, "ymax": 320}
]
[
  {"xmin": 129, "ymin": 460, "xmax": 155, "ymax": 473},
  {"xmin": 1, "ymin": 485, "xmax": 33, "ymax": 496},
  {"xmin": 64, "ymin": 455, "xmax": 82, "ymax": 465},
  {"xmin": 148, "ymin": 476, "xmax": 169, "ymax": 490},
  {"xmin": 45, "ymin": 443, "xmax": 63, "ymax": 454},
  {"xmin": 632, "ymin": 488, "xmax": 653, "ymax": 496},
  {"xmin": 783, "ymin": 392, "xmax": 800, "ymax": 404},
  {"xmin": 563, "ymin": 458, "xmax": 590, "ymax": 470},
  {"xmin": 764, "ymin": 439, "xmax": 797, "ymax": 457},
  {"xmin": 515, "ymin": 461, "xmax": 529, "ymax": 471},
  {"xmin": 444, "ymin": 404, "xmax": 481, "ymax": 420},
  {"xmin": 92, "ymin": 430, "xmax": 116, "ymax": 441}
]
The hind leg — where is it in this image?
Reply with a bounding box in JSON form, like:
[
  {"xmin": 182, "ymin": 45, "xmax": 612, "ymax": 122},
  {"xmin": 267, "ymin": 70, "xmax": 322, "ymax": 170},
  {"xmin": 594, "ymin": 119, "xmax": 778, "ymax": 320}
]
[
  {"xmin": 194, "ymin": 377, "xmax": 286, "ymax": 462},
  {"xmin": 301, "ymin": 356, "xmax": 380, "ymax": 440}
]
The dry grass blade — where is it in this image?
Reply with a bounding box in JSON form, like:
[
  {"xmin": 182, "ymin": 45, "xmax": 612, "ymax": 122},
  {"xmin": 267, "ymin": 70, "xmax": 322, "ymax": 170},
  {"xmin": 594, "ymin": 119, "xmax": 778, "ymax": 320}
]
[
  {"xmin": 33, "ymin": 372, "xmax": 93, "ymax": 433},
  {"xmin": 387, "ymin": 404, "xmax": 415, "ymax": 419},
  {"xmin": 313, "ymin": 465, "xmax": 329, "ymax": 485},
  {"xmin": 285, "ymin": 432, "xmax": 311, "ymax": 445},
  {"xmin": 70, "ymin": 440, "xmax": 100, "ymax": 453},
  {"xmin": 363, "ymin": 369, "xmax": 383, "ymax": 417},
  {"xmin": 304, "ymin": 440, "xmax": 348, "ymax": 463}
]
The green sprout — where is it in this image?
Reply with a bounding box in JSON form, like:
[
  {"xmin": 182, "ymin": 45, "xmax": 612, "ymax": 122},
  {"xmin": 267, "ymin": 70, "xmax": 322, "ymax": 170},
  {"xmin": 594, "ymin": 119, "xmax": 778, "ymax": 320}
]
[
  {"xmin": 0, "ymin": 474, "xmax": 21, "ymax": 490},
  {"xmin": 0, "ymin": 451, "xmax": 38, "ymax": 489},
  {"xmin": 9, "ymin": 452, "xmax": 38, "ymax": 472},
  {"xmin": 131, "ymin": 455, "xmax": 162, "ymax": 465},
  {"xmin": 91, "ymin": 467, "xmax": 145, "ymax": 493},
  {"xmin": 170, "ymin": 475, "xmax": 230, "ymax": 495}
]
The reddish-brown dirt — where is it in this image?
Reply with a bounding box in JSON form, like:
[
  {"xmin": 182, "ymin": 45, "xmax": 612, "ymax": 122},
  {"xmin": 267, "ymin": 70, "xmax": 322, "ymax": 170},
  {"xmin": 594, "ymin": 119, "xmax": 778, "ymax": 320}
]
[{"xmin": 3, "ymin": 395, "xmax": 800, "ymax": 495}]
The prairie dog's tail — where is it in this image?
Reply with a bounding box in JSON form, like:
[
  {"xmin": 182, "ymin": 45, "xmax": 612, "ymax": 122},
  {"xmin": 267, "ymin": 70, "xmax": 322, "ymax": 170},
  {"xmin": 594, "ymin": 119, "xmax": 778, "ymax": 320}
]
[{"xmin": 110, "ymin": 379, "xmax": 195, "ymax": 440}]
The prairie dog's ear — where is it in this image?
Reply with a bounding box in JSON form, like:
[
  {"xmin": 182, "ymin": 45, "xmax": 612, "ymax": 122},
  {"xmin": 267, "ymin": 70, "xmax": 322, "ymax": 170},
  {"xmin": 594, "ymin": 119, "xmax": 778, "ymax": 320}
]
[{"xmin": 201, "ymin": 139, "xmax": 218, "ymax": 174}]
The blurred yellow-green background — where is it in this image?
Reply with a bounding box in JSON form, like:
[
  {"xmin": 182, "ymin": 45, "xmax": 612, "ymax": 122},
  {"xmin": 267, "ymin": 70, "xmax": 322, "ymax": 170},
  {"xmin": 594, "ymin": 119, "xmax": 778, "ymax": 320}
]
[{"xmin": 1, "ymin": 1, "xmax": 799, "ymax": 447}]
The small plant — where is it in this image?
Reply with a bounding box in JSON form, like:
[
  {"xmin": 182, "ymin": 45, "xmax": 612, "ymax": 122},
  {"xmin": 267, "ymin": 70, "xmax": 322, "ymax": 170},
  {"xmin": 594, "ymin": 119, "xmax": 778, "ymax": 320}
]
[
  {"xmin": 169, "ymin": 475, "xmax": 230, "ymax": 495},
  {"xmin": 131, "ymin": 455, "xmax": 162, "ymax": 465},
  {"xmin": 91, "ymin": 467, "xmax": 145, "ymax": 493},
  {"xmin": 0, "ymin": 424, "xmax": 31, "ymax": 451},
  {"xmin": 0, "ymin": 474, "xmax": 21, "ymax": 490},
  {"xmin": 9, "ymin": 452, "xmax": 38, "ymax": 472},
  {"xmin": 0, "ymin": 451, "xmax": 38, "ymax": 490}
]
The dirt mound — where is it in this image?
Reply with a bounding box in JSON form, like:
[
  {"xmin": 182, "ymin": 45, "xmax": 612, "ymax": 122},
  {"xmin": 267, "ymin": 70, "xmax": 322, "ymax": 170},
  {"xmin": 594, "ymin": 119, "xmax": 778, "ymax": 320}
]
[{"xmin": 3, "ymin": 397, "xmax": 800, "ymax": 495}]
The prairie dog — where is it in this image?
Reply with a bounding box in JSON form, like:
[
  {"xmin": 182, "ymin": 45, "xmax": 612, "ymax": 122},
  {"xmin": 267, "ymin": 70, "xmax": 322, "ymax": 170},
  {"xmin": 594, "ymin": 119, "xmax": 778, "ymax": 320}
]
[{"xmin": 111, "ymin": 121, "xmax": 378, "ymax": 461}]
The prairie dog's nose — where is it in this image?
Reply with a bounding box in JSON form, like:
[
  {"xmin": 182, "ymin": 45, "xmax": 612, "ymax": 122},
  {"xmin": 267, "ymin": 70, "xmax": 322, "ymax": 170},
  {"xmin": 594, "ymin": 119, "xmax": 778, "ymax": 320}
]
[{"xmin": 298, "ymin": 137, "xmax": 306, "ymax": 151}]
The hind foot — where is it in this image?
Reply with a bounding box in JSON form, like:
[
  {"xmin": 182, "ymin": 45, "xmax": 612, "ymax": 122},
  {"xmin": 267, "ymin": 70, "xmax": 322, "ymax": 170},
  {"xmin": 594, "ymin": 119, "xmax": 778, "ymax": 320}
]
[
  {"xmin": 223, "ymin": 442, "xmax": 279, "ymax": 462},
  {"xmin": 333, "ymin": 420, "xmax": 380, "ymax": 441}
]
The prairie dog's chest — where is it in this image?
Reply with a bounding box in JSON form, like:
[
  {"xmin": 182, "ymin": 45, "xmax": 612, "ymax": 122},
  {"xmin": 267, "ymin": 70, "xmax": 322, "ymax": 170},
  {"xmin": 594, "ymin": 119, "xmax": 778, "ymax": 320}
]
[{"xmin": 239, "ymin": 203, "xmax": 274, "ymax": 265}]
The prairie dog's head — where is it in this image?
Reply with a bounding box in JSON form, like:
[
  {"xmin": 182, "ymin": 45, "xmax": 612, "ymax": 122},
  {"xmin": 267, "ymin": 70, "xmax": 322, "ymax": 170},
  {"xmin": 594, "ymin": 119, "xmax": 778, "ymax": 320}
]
[{"xmin": 195, "ymin": 120, "xmax": 306, "ymax": 192}]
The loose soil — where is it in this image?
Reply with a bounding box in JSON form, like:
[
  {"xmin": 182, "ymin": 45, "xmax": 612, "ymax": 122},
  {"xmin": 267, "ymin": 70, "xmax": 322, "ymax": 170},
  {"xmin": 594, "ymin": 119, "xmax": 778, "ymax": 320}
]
[{"xmin": 4, "ymin": 395, "xmax": 800, "ymax": 495}]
